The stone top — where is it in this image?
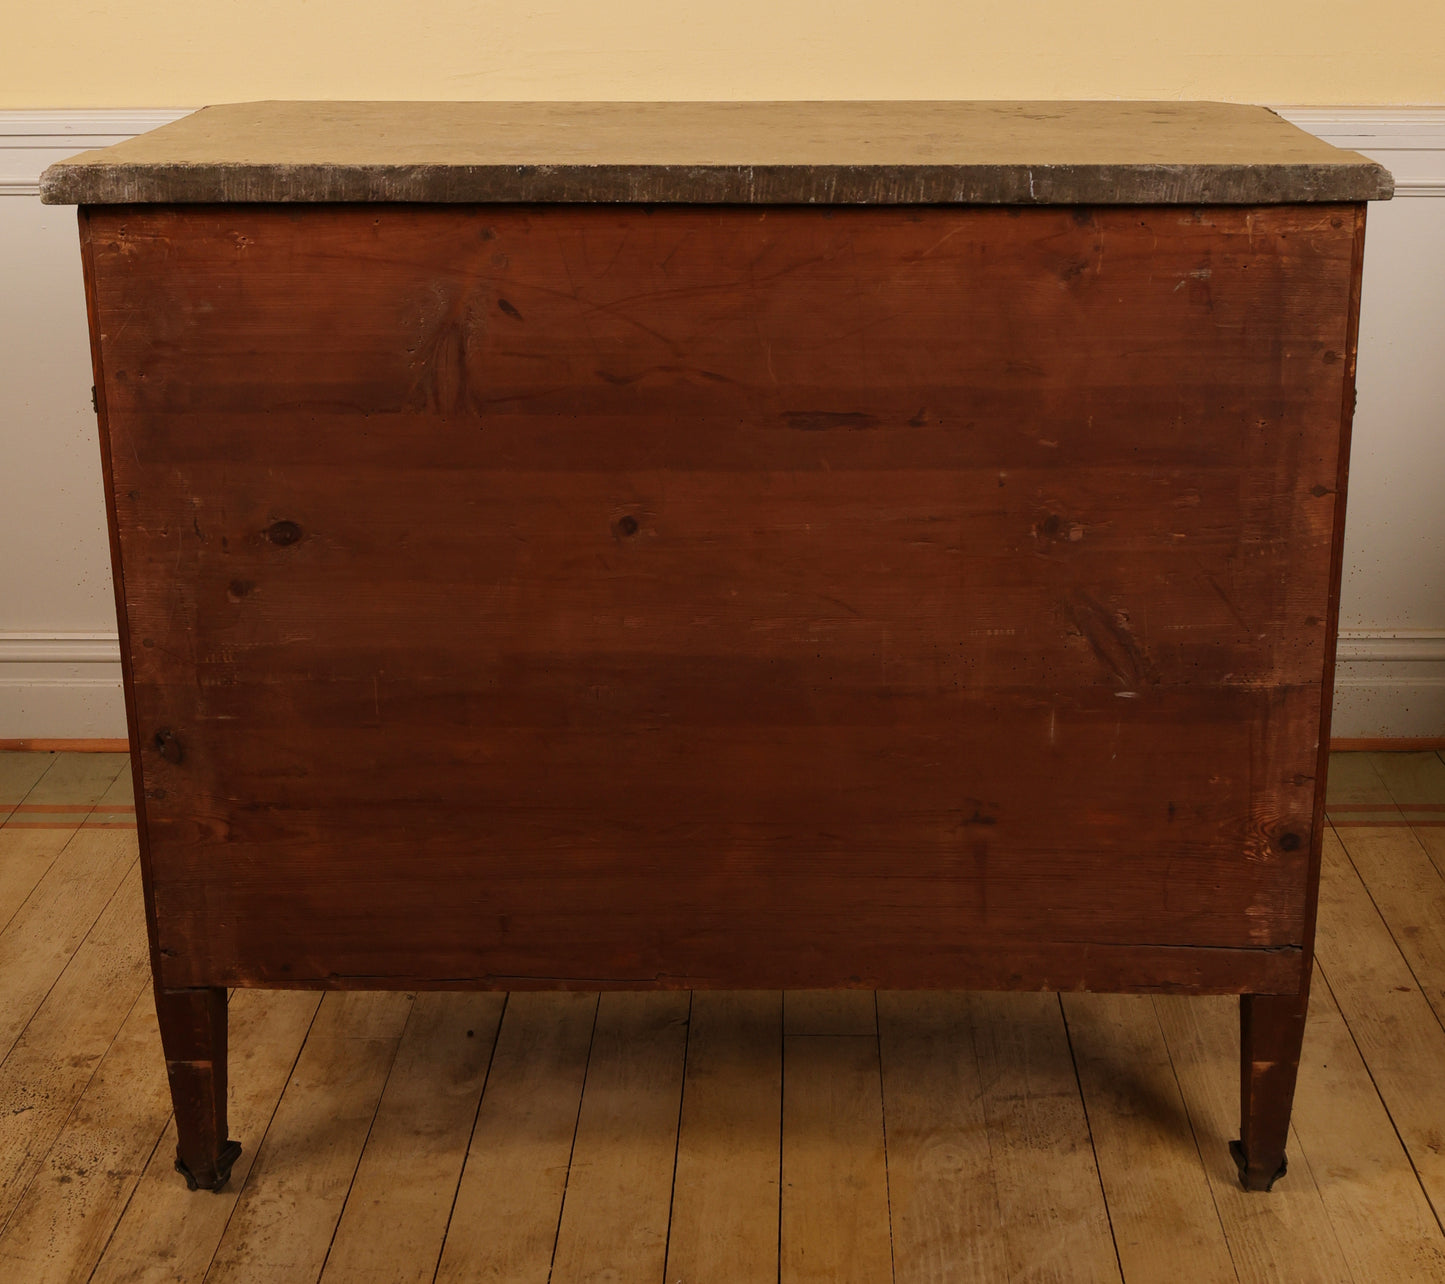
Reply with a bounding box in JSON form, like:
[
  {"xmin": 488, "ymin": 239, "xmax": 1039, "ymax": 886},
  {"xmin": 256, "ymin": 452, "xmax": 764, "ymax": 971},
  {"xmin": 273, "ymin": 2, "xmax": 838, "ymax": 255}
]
[{"xmin": 40, "ymin": 100, "xmax": 1393, "ymax": 206}]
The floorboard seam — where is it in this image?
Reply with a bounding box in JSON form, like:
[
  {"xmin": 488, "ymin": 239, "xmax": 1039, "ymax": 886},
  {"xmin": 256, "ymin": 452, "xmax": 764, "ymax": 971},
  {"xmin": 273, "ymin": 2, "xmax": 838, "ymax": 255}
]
[
  {"xmin": 873, "ymin": 991, "xmax": 898, "ymax": 1284},
  {"xmin": 1315, "ymin": 962, "xmax": 1445, "ymax": 1240},
  {"xmin": 1057, "ymin": 995, "xmax": 1126, "ymax": 1284},
  {"xmin": 544, "ymin": 992, "xmax": 601, "ymax": 1284},
  {"xmin": 430, "ymin": 990, "xmax": 509, "ymax": 1284},
  {"xmin": 314, "ymin": 992, "xmax": 418, "ymax": 1284},
  {"xmin": 658, "ymin": 989, "xmax": 693, "ymax": 1284},
  {"xmin": 1146, "ymin": 996, "xmax": 1243, "ymax": 1284},
  {"xmin": 775, "ymin": 994, "xmax": 784, "ymax": 1284},
  {"xmin": 0, "ymin": 755, "xmax": 60, "ymax": 836},
  {"xmin": 0, "ymin": 852, "xmax": 141, "ymax": 1072},
  {"xmin": 0, "ymin": 760, "xmax": 125, "ymax": 941},
  {"xmin": 84, "ymin": 1102, "xmax": 172, "ymax": 1283},
  {"xmin": 197, "ymin": 990, "xmax": 326, "ymax": 1284},
  {"xmin": 1369, "ymin": 751, "xmax": 1445, "ymax": 884},
  {"xmin": 1329, "ymin": 822, "xmax": 1445, "ymax": 1041},
  {"xmin": 0, "ymin": 973, "xmax": 149, "ymax": 1244}
]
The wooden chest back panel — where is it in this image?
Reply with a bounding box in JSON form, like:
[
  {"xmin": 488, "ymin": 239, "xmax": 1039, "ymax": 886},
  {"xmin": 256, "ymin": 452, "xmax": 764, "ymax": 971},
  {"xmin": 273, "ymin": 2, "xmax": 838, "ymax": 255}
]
[{"xmin": 84, "ymin": 204, "xmax": 1358, "ymax": 992}]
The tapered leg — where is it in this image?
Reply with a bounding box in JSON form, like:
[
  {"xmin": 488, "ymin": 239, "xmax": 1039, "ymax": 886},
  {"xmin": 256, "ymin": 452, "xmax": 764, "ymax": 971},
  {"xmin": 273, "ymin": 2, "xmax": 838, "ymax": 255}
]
[
  {"xmin": 155, "ymin": 986, "xmax": 242, "ymax": 1191},
  {"xmin": 1232, "ymin": 991, "xmax": 1307, "ymax": 1191}
]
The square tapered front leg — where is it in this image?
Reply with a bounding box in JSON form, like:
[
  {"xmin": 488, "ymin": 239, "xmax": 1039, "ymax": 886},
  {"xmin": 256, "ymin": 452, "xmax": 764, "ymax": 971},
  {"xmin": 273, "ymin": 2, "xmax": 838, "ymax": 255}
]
[
  {"xmin": 1233, "ymin": 991, "xmax": 1308, "ymax": 1191},
  {"xmin": 155, "ymin": 986, "xmax": 242, "ymax": 1191}
]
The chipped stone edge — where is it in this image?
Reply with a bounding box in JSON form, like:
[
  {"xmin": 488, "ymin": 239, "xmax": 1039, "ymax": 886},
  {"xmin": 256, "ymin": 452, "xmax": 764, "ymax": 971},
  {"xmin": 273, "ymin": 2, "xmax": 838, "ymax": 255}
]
[{"xmin": 39, "ymin": 159, "xmax": 1395, "ymax": 206}]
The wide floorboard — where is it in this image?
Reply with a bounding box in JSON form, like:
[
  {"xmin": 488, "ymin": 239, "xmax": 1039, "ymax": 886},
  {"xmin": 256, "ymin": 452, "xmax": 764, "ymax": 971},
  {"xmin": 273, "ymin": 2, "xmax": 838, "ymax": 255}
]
[{"xmin": 0, "ymin": 749, "xmax": 1443, "ymax": 1283}]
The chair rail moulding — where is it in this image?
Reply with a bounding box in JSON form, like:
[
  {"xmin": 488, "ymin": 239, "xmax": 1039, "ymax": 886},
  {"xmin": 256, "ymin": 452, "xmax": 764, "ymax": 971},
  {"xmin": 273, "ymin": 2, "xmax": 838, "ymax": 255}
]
[
  {"xmin": 1274, "ymin": 107, "xmax": 1445, "ymax": 194},
  {"xmin": 0, "ymin": 110, "xmax": 191, "ymax": 194}
]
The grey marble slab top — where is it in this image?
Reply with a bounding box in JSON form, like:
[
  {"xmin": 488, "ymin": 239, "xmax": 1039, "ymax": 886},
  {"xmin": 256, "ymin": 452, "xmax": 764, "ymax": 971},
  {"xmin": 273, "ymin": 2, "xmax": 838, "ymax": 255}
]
[{"xmin": 40, "ymin": 100, "xmax": 1393, "ymax": 206}]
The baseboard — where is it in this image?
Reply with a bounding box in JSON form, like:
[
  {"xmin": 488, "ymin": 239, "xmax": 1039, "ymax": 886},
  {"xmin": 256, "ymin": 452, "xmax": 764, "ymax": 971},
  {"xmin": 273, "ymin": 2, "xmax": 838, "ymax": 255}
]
[
  {"xmin": 0, "ymin": 634, "xmax": 125, "ymax": 740},
  {"xmin": 0, "ymin": 738, "xmax": 129, "ymax": 752},
  {"xmin": 1332, "ymin": 630, "xmax": 1445, "ymax": 740},
  {"xmin": 1330, "ymin": 737, "xmax": 1445, "ymax": 752}
]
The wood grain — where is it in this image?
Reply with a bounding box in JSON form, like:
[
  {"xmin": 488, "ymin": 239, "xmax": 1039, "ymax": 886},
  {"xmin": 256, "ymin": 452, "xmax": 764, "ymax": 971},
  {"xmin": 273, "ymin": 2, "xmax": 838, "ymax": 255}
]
[
  {"xmin": 320, "ymin": 992, "xmax": 505, "ymax": 1284},
  {"xmin": 0, "ymin": 861, "xmax": 148, "ymax": 1226},
  {"xmin": 665, "ymin": 991, "xmax": 782, "ymax": 1284},
  {"xmin": 1291, "ymin": 979, "xmax": 1445, "ymax": 1281},
  {"xmin": 780, "ymin": 1033, "xmax": 893, "ymax": 1284},
  {"xmin": 1328, "ymin": 820, "xmax": 1445, "ymax": 1025},
  {"xmin": 0, "ymin": 756, "xmax": 128, "ymax": 936},
  {"xmin": 0, "ymin": 989, "xmax": 172, "ymax": 1284},
  {"xmin": 83, "ymin": 202, "xmax": 1358, "ymax": 998},
  {"xmin": 1, "ymin": 747, "xmax": 1444, "ymax": 1281},
  {"xmin": 89, "ymin": 989, "xmax": 322, "ymax": 1284},
  {"xmin": 549, "ymin": 991, "xmax": 691, "ymax": 1284},
  {"xmin": 969, "ymin": 993, "xmax": 1122, "ymax": 1282},
  {"xmin": 1153, "ymin": 994, "xmax": 1351, "ymax": 1283},
  {"xmin": 0, "ymin": 752, "xmax": 55, "ymax": 824},
  {"xmin": 0, "ymin": 753, "xmax": 126, "ymax": 816},
  {"xmin": 1324, "ymin": 753, "xmax": 1396, "ymax": 811},
  {"xmin": 1313, "ymin": 831, "xmax": 1445, "ymax": 1218},
  {"xmin": 1365, "ymin": 749, "xmax": 1445, "ymax": 881},
  {"xmin": 785, "ymin": 991, "xmax": 877, "ymax": 1037},
  {"xmin": 433, "ymin": 991, "xmax": 597, "ymax": 1284},
  {"xmin": 1368, "ymin": 750, "xmax": 1445, "ymax": 805},
  {"xmin": 203, "ymin": 991, "xmax": 413, "ymax": 1284},
  {"xmin": 1061, "ymin": 993, "xmax": 1234, "ymax": 1284},
  {"xmin": 877, "ymin": 991, "xmax": 1011, "ymax": 1284}
]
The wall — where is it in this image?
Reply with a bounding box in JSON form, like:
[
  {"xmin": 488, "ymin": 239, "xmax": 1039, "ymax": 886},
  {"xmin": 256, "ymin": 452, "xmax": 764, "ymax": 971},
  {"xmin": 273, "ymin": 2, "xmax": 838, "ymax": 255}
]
[
  {"xmin": 1314, "ymin": 112, "xmax": 1445, "ymax": 737},
  {"xmin": 1, "ymin": 109, "xmax": 1443, "ymax": 739},
  {"xmin": 4, "ymin": 2, "xmax": 1444, "ymax": 107},
  {"xmin": 0, "ymin": 115, "xmax": 179, "ymax": 738}
]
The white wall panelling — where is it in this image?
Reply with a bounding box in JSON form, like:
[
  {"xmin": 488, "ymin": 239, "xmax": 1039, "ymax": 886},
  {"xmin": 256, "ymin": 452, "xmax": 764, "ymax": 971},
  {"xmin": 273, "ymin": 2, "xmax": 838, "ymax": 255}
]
[
  {"xmin": 0, "ymin": 112, "xmax": 189, "ymax": 738},
  {"xmin": 1277, "ymin": 109, "xmax": 1445, "ymax": 738},
  {"xmin": 1, "ymin": 108, "xmax": 1442, "ymax": 739}
]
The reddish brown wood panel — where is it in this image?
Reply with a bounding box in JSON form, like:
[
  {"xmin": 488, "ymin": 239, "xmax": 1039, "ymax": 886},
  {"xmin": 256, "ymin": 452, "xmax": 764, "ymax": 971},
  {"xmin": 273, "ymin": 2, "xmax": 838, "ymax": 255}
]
[{"xmin": 82, "ymin": 203, "xmax": 1359, "ymax": 994}]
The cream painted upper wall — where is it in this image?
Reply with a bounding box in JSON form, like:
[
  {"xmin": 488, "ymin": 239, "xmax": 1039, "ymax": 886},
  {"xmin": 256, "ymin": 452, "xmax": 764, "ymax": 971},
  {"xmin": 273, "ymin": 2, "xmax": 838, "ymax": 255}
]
[{"xmin": 6, "ymin": 1, "xmax": 1444, "ymax": 108}]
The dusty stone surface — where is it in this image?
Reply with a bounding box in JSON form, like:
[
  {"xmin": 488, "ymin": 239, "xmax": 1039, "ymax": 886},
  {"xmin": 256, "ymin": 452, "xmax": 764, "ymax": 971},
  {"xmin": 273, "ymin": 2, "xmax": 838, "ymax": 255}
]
[{"xmin": 40, "ymin": 100, "xmax": 1393, "ymax": 205}]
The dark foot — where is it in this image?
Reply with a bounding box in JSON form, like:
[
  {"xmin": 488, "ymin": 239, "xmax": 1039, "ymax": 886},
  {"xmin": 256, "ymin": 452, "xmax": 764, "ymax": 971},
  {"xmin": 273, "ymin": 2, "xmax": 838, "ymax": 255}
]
[
  {"xmin": 175, "ymin": 1138, "xmax": 243, "ymax": 1191},
  {"xmin": 1230, "ymin": 1139, "xmax": 1288, "ymax": 1192}
]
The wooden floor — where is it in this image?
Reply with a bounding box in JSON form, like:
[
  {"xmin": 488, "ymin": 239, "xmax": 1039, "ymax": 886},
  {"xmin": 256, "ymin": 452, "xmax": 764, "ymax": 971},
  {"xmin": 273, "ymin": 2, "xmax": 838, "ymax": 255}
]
[{"xmin": 1, "ymin": 752, "xmax": 1444, "ymax": 1282}]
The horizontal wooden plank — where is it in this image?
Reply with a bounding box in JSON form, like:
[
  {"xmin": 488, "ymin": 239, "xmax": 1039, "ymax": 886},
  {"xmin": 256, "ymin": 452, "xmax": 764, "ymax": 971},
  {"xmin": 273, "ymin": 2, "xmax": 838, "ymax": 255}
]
[
  {"xmin": 152, "ymin": 941, "xmax": 1301, "ymax": 996},
  {"xmin": 138, "ymin": 678, "xmax": 1317, "ymax": 988},
  {"xmin": 86, "ymin": 203, "xmax": 1352, "ymax": 999}
]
